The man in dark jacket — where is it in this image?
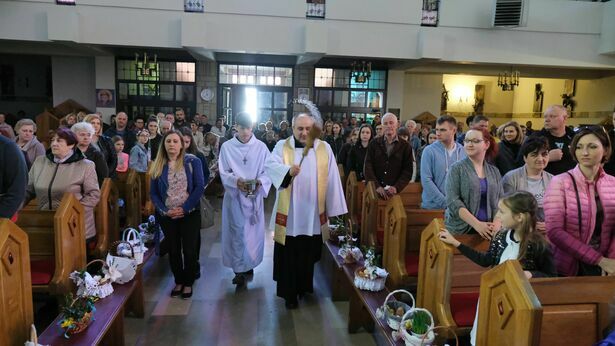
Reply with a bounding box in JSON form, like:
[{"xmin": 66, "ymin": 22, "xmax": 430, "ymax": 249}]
[
  {"xmin": 530, "ymin": 105, "xmax": 576, "ymax": 176},
  {"xmin": 364, "ymin": 113, "xmax": 413, "ymax": 200},
  {"xmin": 104, "ymin": 112, "xmax": 136, "ymax": 153},
  {"xmin": 0, "ymin": 136, "xmax": 27, "ymax": 218}
]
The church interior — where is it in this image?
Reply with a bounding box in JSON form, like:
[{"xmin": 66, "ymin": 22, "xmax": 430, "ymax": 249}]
[{"xmin": 1, "ymin": 0, "xmax": 615, "ymax": 345}]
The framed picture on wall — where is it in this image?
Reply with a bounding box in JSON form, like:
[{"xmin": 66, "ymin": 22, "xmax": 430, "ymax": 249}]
[
  {"xmin": 185, "ymin": 0, "xmax": 204, "ymax": 13},
  {"xmin": 564, "ymin": 79, "xmax": 576, "ymax": 96},
  {"xmin": 298, "ymin": 88, "xmax": 310, "ymax": 101},
  {"xmin": 56, "ymin": 0, "xmax": 75, "ymax": 5},
  {"xmin": 306, "ymin": 0, "xmax": 325, "ymax": 19},
  {"xmin": 96, "ymin": 89, "xmax": 115, "ymax": 108}
]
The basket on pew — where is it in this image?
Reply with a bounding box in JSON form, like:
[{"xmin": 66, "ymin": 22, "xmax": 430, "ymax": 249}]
[
  {"xmin": 106, "ymin": 240, "xmax": 137, "ymax": 284},
  {"xmin": 121, "ymin": 228, "xmax": 148, "ymax": 265},
  {"xmin": 69, "ymin": 259, "xmax": 114, "ymax": 299},
  {"xmin": 394, "ymin": 308, "xmax": 436, "ymax": 346},
  {"xmin": 58, "ymin": 294, "xmax": 96, "ymax": 338},
  {"xmin": 353, "ymin": 247, "xmax": 388, "ymax": 291},
  {"xmin": 376, "ymin": 289, "xmax": 416, "ymax": 330}
]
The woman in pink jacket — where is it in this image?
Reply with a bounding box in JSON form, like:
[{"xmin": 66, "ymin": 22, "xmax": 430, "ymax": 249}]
[{"xmin": 544, "ymin": 126, "xmax": 615, "ymax": 276}]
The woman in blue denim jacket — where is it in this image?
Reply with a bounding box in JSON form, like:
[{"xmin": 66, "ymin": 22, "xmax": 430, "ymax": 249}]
[
  {"xmin": 129, "ymin": 129, "xmax": 150, "ymax": 172},
  {"xmin": 150, "ymin": 130, "xmax": 205, "ymax": 299}
]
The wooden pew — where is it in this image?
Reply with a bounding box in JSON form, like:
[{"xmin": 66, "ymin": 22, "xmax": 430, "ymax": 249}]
[
  {"xmin": 419, "ymin": 219, "xmax": 615, "ymax": 344},
  {"xmin": 35, "ymin": 110, "xmax": 59, "ymax": 147},
  {"xmin": 416, "ymin": 218, "xmax": 489, "ymax": 338},
  {"xmin": 345, "ymin": 171, "xmax": 365, "ymax": 231},
  {"xmin": 17, "ymin": 193, "xmax": 87, "ymax": 295},
  {"xmin": 137, "ymin": 171, "xmax": 154, "ymax": 217},
  {"xmin": 477, "ymin": 260, "xmax": 543, "ymax": 346},
  {"xmin": 382, "ymin": 195, "xmax": 444, "ymax": 289},
  {"xmin": 360, "ymin": 181, "xmax": 422, "ymax": 248},
  {"xmin": 92, "ymin": 178, "xmax": 120, "ymax": 258},
  {"xmin": 116, "ymin": 169, "xmax": 142, "ymax": 228},
  {"xmin": 338, "ymin": 163, "xmax": 346, "ymax": 193},
  {"xmin": 0, "ymin": 219, "xmax": 34, "ymax": 346}
]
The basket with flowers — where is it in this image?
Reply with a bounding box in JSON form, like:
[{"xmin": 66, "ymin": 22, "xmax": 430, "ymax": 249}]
[
  {"xmin": 58, "ymin": 294, "xmax": 96, "ymax": 338},
  {"xmin": 353, "ymin": 247, "xmax": 388, "ymax": 291},
  {"xmin": 69, "ymin": 259, "xmax": 114, "ymax": 299},
  {"xmin": 138, "ymin": 215, "xmax": 160, "ymax": 244}
]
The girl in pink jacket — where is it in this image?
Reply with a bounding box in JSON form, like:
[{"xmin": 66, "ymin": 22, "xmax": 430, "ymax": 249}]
[{"xmin": 544, "ymin": 126, "xmax": 615, "ymax": 276}]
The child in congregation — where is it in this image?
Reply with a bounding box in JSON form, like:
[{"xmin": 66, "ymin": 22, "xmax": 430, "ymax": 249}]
[
  {"xmin": 438, "ymin": 191, "xmax": 557, "ymax": 345},
  {"xmin": 113, "ymin": 135, "xmax": 129, "ymax": 173}
]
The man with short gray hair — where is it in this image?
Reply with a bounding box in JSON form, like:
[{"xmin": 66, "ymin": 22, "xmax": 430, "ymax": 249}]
[
  {"xmin": 404, "ymin": 119, "xmax": 421, "ymax": 151},
  {"xmin": 364, "ymin": 113, "xmax": 413, "ymax": 200},
  {"xmin": 529, "ymin": 104, "xmax": 575, "ymax": 175}
]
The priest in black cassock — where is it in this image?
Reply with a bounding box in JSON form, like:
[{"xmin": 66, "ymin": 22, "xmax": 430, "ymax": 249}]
[{"xmin": 265, "ymin": 113, "xmax": 347, "ymax": 309}]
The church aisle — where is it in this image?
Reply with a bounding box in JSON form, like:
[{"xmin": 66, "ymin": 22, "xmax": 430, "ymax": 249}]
[{"xmin": 124, "ymin": 195, "xmax": 376, "ymax": 346}]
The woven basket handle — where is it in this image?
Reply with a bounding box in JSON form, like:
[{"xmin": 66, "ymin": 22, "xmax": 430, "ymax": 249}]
[
  {"xmin": 384, "ymin": 289, "xmax": 415, "ymax": 309},
  {"xmin": 85, "ymin": 259, "xmax": 108, "ymax": 270},
  {"xmin": 420, "ymin": 325, "xmax": 459, "ymax": 346}
]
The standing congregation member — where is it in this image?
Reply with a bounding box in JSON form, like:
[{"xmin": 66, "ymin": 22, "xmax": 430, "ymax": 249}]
[
  {"xmin": 84, "ymin": 114, "xmax": 117, "ymax": 178},
  {"xmin": 113, "ymin": 136, "xmax": 129, "ymax": 173},
  {"xmin": 146, "ymin": 117, "xmax": 162, "ymax": 161},
  {"xmin": 265, "ymin": 113, "xmax": 347, "ymax": 309},
  {"xmin": 104, "ymin": 112, "xmax": 136, "ymax": 153},
  {"xmin": 0, "ymin": 135, "xmax": 28, "ymax": 219},
  {"xmin": 150, "ymin": 130, "xmax": 205, "ymax": 299},
  {"xmin": 440, "ymin": 192, "xmax": 556, "ymax": 346},
  {"xmin": 420, "ymin": 115, "xmax": 466, "ymax": 210},
  {"xmin": 456, "ymin": 114, "xmax": 489, "ymax": 146},
  {"xmin": 530, "ymin": 105, "xmax": 576, "ymax": 175},
  {"xmin": 338, "ymin": 127, "xmax": 359, "ymax": 176},
  {"xmin": 495, "ymin": 121, "xmax": 524, "ymax": 176},
  {"xmin": 544, "ymin": 126, "xmax": 615, "ymax": 276},
  {"xmin": 346, "ymin": 124, "xmax": 373, "ymax": 181},
  {"xmin": 219, "ymin": 113, "xmax": 272, "ymax": 286},
  {"xmin": 445, "ymin": 128, "xmax": 503, "ymax": 238},
  {"xmin": 0, "ymin": 113, "xmax": 15, "ymax": 140},
  {"xmin": 72, "ymin": 122, "xmax": 109, "ymax": 187},
  {"xmin": 502, "ymin": 136, "xmax": 553, "ymax": 230},
  {"xmin": 364, "ymin": 113, "xmax": 414, "ymax": 200},
  {"xmin": 129, "ymin": 129, "xmax": 150, "ymax": 173},
  {"xmin": 324, "ymin": 122, "xmax": 344, "ymax": 159},
  {"xmin": 24, "ymin": 128, "xmax": 100, "ymax": 247},
  {"xmin": 14, "ymin": 119, "xmax": 45, "ymax": 169}
]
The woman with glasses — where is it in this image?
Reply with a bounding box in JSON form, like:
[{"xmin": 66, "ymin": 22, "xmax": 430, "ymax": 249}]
[
  {"xmin": 495, "ymin": 121, "xmax": 524, "ymax": 176},
  {"xmin": 544, "ymin": 126, "xmax": 615, "ymax": 276},
  {"xmin": 445, "ymin": 128, "xmax": 503, "ymax": 239}
]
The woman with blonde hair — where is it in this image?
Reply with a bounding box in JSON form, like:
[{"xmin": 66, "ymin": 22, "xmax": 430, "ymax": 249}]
[
  {"xmin": 495, "ymin": 121, "xmax": 524, "ymax": 176},
  {"xmin": 150, "ymin": 130, "xmax": 205, "ymax": 299},
  {"xmin": 14, "ymin": 118, "xmax": 45, "ymax": 169}
]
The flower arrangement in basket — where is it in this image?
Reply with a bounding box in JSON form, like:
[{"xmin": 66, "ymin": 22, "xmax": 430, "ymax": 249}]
[
  {"xmin": 392, "ymin": 308, "xmax": 439, "ymax": 346},
  {"xmin": 376, "ymin": 289, "xmax": 416, "ymax": 330},
  {"xmin": 138, "ymin": 215, "xmax": 160, "ymax": 243},
  {"xmin": 69, "ymin": 259, "xmax": 114, "ymax": 299},
  {"xmin": 328, "ymin": 216, "xmax": 348, "ymax": 245},
  {"xmin": 354, "ymin": 247, "xmax": 388, "ymax": 291},
  {"xmin": 58, "ymin": 294, "xmax": 96, "ymax": 338}
]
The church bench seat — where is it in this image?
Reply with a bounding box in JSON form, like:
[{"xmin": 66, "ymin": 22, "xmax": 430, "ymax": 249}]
[
  {"xmin": 382, "ymin": 195, "xmax": 444, "ymax": 288},
  {"xmin": 419, "ymin": 219, "xmax": 615, "ymax": 344},
  {"xmin": 16, "ymin": 192, "xmax": 86, "ymax": 296},
  {"xmin": 417, "ymin": 218, "xmax": 489, "ymax": 338},
  {"xmin": 116, "ymin": 169, "xmax": 142, "ymax": 228},
  {"xmin": 137, "ymin": 170, "xmax": 154, "ymax": 217},
  {"xmin": 360, "ymin": 181, "xmax": 421, "ymax": 249},
  {"xmin": 92, "ymin": 178, "xmax": 120, "ymax": 258},
  {"xmin": 320, "ymin": 240, "xmax": 352, "ymax": 301},
  {"xmin": 0, "ymin": 219, "xmax": 34, "ymax": 346},
  {"xmin": 345, "ymin": 171, "xmax": 365, "ymax": 232},
  {"xmin": 338, "ymin": 163, "xmax": 346, "ymax": 193}
]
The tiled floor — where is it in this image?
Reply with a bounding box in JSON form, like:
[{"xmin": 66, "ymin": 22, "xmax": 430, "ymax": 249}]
[{"xmin": 124, "ymin": 194, "xmax": 376, "ymax": 346}]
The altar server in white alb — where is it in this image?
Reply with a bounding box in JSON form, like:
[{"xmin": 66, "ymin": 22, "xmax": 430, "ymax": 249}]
[
  {"xmin": 219, "ymin": 112, "xmax": 272, "ymax": 286},
  {"xmin": 265, "ymin": 112, "xmax": 347, "ymax": 309}
]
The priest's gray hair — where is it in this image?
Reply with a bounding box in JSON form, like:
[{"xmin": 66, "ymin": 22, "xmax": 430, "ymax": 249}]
[
  {"xmin": 71, "ymin": 121, "xmax": 95, "ymax": 136},
  {"xmin": 292, "ymin": 113, "xmax": 315, "ymax": 127}
]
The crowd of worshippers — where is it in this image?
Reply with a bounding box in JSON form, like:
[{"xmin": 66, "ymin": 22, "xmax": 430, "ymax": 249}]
[{"xmin": 2, "ymin": 103, "xmax": 615, "ymax": 305}]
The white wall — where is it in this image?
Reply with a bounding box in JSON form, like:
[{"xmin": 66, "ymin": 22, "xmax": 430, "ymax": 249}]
[
  {"xmin": 51, "ymin": 56, "xmax": 95, "ymax": 111},
  {"xmin": 386, "ymin": 70, "xmax": 405, "ymax": 117},
  {"xmin": 1, "ymin": 0, "xmax": 614, "ymax": 69},
  {"xmin": 403, "ymin": 73, "xmax": 442, "ymax": 120}
]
